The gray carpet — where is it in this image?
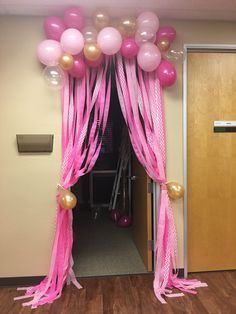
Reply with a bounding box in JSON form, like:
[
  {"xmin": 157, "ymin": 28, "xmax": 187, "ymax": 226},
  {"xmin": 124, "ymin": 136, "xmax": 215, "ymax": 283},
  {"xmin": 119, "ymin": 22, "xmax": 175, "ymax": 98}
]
[{"xmin": 73, "ymin": 208, "xmax": 147, "ymax": 277}]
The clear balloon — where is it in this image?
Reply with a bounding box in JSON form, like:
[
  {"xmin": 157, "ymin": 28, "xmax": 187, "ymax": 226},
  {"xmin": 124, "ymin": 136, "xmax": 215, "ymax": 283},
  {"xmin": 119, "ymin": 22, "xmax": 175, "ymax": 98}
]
[
  {"xmin": 93, "ymin": 10, "xmax": 110, "ymax": 30},
  {"xmin": 59, "ymin": 53, "xmax": 74, "ymax": 71},
  {"xmin": 44, "ymin": 16, "xmax": 66, "ymax": 41},
  {"xmin": 137, "ymin": 11, "xmax": 159, "ymax": 33},
  {"xmin": 137, "ymin": 42, "xmax": 161, "ymax": 72},
  {"xmin": 84, "ymin": 43, "xmax": 102, "ymax": 61},
  {"xmin": 135, "ymin": 26, "xmax": 156, "ymax": 46},
  {"xmin": 85, "ymin": 54, "xmax": 104, "ymax": 68},
  {"xmin": 156, "ymin": 26, "xmax": 176, "ymax": 43},
  {"xmin": 82, "ymin": 26, "xmax": 98, "ymax": 43},
  {"xmin": 166, "ymin": 182, "xmax": 184, "ymax": 200},
  {"xmin": 97, "ymin": 27, "xmax": 122, "ymax": 55},
  {"xmin": 59, "ymin": 190, "xmax": 77, "ymax": 210},
  {"xmin": 60, "ymin": 28, "xmax": 84, "ymax": 55},
  {"xmin": 120, "ymin": 37, "xmax": 139, "ymax": 59},
  {"xmin": 68, "ymin": 56, "xmax": 86, "ymax": 79},
  {"xmin": 64, "ymin": 6, "xmax": 85, "ymax": 30},
  {"xmin": 37, "ymin": 39, "xmax": 62, "ymax": 66},
  {"xmin": 118, "ymin": 16, "xmax": 136, "ymax": 37},
  {"xmin": 43, "ymin": 65, "xmax": 65, "ymax": 90},
  {"xmin": 157, "ymin": 59, "xmax": 177, "ymax": 87},
  {"xmin": 157, "ymin": 37, "xmax": 170, "ymax": 52},
  {"xmin": 164, "ymin": 48, "xmax": 185, "ymax": 62}
]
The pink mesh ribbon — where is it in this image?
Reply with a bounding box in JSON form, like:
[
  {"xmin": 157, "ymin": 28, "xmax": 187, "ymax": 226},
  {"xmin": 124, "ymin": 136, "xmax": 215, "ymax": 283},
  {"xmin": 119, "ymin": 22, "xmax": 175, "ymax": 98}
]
[
  {"xmin": 15, "ymin": 58, "xmax": 111, "ymax": 308},
  {"xmin": 115, "ymin": 54, "xmax": 207, "ymax": 304}
]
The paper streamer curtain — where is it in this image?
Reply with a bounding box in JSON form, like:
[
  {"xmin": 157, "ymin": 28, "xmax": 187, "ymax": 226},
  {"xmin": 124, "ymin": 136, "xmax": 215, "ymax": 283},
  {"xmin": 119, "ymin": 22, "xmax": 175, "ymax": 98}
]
[{"xmin": 15, "ymin": 6, "xmax": 207, "ymax": 309}]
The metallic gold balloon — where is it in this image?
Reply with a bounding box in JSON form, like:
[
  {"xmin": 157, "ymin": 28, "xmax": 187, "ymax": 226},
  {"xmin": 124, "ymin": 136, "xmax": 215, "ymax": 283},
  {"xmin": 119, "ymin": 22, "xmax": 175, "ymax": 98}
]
[
  {"xmin": 83, "ymin": 43, "xmax": 102, "ymax": 61},
  {"xmin": 157, "ymin": 37, "xmax": 171, "ymax": 52},
  {"xmin": 118, "ymin": 16, "xmax": 136, "ymax": 37},
  {"xmin": 59, "ymin": 53, "xmax": 74, "ymax": 71},
  {"xmin": 93, "ymin": 10, "xmax": 110, "ymax": 30},
  {"xmin": 167, "ymin": 182, "xmax": 184, "ymax": 200},
  {"xmin": 60, "ymin": 190, "xmax": 77, "ymax": 210}
]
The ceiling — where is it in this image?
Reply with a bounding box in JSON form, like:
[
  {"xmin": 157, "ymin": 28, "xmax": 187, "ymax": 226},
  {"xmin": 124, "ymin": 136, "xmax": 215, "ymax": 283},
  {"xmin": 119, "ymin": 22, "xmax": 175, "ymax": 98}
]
[{"xmin": 0, "ymin": 0, "xmax": 236, "ymax": 21}]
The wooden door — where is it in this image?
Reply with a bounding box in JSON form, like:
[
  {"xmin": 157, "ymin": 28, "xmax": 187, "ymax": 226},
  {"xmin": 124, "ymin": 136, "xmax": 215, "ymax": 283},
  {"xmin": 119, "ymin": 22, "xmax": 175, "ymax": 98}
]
[
  {"xmin": 132, "ymin": 154, "xmax": 153, "ymax": 271},
  {"xmin": 187, "ymin": 51, "xmax": 236, "ymax": 272}
]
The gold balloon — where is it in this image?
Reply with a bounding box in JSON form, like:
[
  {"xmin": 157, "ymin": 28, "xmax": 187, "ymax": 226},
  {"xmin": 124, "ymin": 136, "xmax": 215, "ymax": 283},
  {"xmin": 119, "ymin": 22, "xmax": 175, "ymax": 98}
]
[
  {"xmin": 118, "ymin": 16, "xmax": 137, "ymax": 37},
  {"xmin": 93, "ymin": 10, "xmax": 110, "ymax": 30},
  {"xmin": 84, "ymin": 43, "xmax": 102, "ymax": 61},
  {"xmin": 60, "ymin": 190, "xmax": 77, "ymax": 210},
  {"xmin": 59, "ymin": 53, "xmax": 74, "ymax": 71},
  {"xmin": 167, "ymin": 182, "xmax": 184, "ymax": 200},
  {"xmin": 157, "ymin": 37, "xmax": 171, "ymax": 52}
]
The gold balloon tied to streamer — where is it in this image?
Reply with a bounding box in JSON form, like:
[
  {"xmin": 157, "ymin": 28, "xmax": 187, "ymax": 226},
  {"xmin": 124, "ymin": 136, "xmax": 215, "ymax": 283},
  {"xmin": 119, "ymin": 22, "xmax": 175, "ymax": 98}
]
[
  {"xmin": 59, "ymin": 189, "xmax": 77, "ymax": 210},
  {"xmin": 166, "ymin": 182, "xmax": 184, "ymax": 200}
]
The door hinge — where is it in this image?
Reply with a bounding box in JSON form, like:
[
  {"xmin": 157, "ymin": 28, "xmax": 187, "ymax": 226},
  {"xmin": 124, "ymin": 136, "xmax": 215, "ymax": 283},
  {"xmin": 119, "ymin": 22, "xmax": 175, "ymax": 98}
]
[
  {"xmin": 148, "ymin": 240, "xmax": 154, "ymax": 251},
  {"xmin": 147, "ymin": 182, "xmax": 153, "ymax": 194}
]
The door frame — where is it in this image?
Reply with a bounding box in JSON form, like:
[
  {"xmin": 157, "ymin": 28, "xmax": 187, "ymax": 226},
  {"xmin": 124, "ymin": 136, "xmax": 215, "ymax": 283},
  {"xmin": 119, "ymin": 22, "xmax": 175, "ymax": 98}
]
[{"xmin": 183, "ymin": 44, "xmax": 236, "ymax": 277}]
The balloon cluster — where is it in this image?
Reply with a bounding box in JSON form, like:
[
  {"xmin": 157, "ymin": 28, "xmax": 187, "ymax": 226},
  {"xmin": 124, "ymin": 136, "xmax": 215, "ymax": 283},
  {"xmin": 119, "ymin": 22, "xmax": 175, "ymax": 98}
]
[{"xmin": 37, "ymin": 7, "xmax": 181, "ymax": 89}]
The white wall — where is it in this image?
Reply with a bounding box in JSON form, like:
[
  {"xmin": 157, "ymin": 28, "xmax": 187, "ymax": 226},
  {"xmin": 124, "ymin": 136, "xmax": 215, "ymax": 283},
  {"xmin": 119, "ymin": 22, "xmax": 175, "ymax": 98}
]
[{"xmin": 0, "ymin": 17, "xmax": 61, "ymax": 276}]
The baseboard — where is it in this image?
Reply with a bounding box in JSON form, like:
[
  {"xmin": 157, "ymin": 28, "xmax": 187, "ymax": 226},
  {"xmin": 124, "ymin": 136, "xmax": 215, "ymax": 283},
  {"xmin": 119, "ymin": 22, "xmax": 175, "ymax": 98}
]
[
  {"xmin": 0, "ymin": 269, "xmax": 184, "ymax": 287},
  {"xmin": 0, "ymin": 276, "xmax": 44, "ymax": 287}
]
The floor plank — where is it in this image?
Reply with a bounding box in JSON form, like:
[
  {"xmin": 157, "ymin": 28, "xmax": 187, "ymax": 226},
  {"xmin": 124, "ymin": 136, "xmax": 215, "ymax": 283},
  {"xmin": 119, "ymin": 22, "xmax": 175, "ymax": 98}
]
[{"xmin": 0, "ymin": 271, "xmax": 236, "ymax": 314}]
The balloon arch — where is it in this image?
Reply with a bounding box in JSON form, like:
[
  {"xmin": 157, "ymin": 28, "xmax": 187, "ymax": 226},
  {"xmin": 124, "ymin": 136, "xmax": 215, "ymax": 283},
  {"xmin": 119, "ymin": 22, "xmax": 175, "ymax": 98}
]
[{"xmin": 15, "ymin": 7, "xmax": 207, "ymax": 309}]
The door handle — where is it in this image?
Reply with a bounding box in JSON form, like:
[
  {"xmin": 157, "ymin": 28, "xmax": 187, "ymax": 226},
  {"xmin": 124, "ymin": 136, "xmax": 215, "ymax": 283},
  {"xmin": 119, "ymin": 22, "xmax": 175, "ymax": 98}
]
[{"xmin": 128, "ymin": 175, "xmax": 138, "ymax": 181}]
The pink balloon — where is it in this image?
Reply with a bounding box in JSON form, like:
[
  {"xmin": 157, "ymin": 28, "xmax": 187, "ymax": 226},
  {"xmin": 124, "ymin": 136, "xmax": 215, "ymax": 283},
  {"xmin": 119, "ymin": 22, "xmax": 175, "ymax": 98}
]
[
  {"xmin": 121, "ymin": 38, "xmax": 139, "ymax": 58},
  {"xmin": 86, "ymin": 54, "xmax": 104, "ymax": 68},
  {"xmin": 117, "ymin": 215, "xmax": 132, "ymax": 228},
  {"xmin": 60, "ymin": 28, "xmax": 84, "ymax": 55},
  {"xmin": 157, "ymin": 59, "xmax": 177, "ymax": 87},
  {"xmin": 137, "ymin": 11, "xmax": 159, "ymax": 33},
  {"xmin": 156, "ymin": 26, "xmax": 176, "ymax": 43},
  {"xmin": 37, "ymin": 39, "xmax": 62, "ymax": 66},
  {"xmin": 44, "ymin": 16, "xmax": 66, "ymax": 41},
  {"xmin": 97, "ymin": 27, "xmax": 122, "ymax": 55},
  {"xmin": 137, "ymin": 42, "xmax": 161, "ymax": 72},
  {"xmin": 68, "ymin": 56, "xmax": 86, "ymax": 79},
  {"xmin": 64, "ymin": 6, "xmax": 85, "ymax": 30}
]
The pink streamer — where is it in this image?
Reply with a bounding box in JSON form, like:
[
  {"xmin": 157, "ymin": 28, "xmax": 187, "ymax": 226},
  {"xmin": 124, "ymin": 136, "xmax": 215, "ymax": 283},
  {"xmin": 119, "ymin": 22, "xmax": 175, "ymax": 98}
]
[
  {"xmin": 115, "ymin": 54, "xmax": 207, "ymax": 304},
  {"xmin": 15, "ymin": 58, "xmax": 112, "ymax": 308}
]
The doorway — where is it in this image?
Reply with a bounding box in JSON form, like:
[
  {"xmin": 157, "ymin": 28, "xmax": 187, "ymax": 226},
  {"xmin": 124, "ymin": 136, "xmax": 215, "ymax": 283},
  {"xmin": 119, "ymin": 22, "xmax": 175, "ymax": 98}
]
[
  {"xmin": 71, "ymin": 68, "xmax": 154, "ymax": 277},
  {"xmin": 185, "ymin": 47, "xmax": 236, "ymax": 273}
]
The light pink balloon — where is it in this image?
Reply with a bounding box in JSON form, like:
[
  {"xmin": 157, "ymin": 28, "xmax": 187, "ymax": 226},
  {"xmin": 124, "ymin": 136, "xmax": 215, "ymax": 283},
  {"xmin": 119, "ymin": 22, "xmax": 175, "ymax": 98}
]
[
  {"xmin": 86, "ymin": 54, "xmax": 104, "ymax": 68},
  {"xmin": 137, "ymin": 11, "xmax": 159, "ymax": 33},
  {"xmin": 60, "ymin": 28, "xmax": 84, "ymax": 55},
  {"xmin": 137, "ymin": 42, "xmax": 161, "ymax": 72},
  {"xmin": 135, "ymin": 26, "xmax": 156, "ymax": 46},
  {"xmin": 37, "ymin": 39, "xmax": 62, "ymax": 66},
  {"xmin": 44, "ymin": 16, "xmax": 66, "ymax": 41},
  {"xmin": 156, "ymin": 26, "xmax": 176, "ymax": 43},
  {"xmin": 121, "ymin": 38, "xmax": 139, "ymax": 59},
  {"xmin": 97, "ymin": 27, "xmax": 122, "ymax": 55},
  {"xmin": 64, "ymin": 6, "xmax": 85, "ymax": 30},
  {"xmin": 68, "ymin": 56, "xmax": 86, "ymax": 79},
  {"xmin": 157, "ymin": 59, "xmax": 177, "ymax": 87}
]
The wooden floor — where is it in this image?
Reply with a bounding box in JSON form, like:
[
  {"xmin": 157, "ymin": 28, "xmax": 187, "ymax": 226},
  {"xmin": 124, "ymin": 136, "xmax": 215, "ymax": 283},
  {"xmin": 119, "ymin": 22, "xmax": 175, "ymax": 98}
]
[{"xmin": 0, "ymin": 271, "xmax": 236, "ymax": 314}]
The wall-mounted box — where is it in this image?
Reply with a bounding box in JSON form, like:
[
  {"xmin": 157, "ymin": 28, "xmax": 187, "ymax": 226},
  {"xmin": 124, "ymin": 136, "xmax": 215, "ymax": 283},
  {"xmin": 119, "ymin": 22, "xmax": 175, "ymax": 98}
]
[{"xmin": 16, "ymin": 134, "xmax": 54, "ymax": 153}]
